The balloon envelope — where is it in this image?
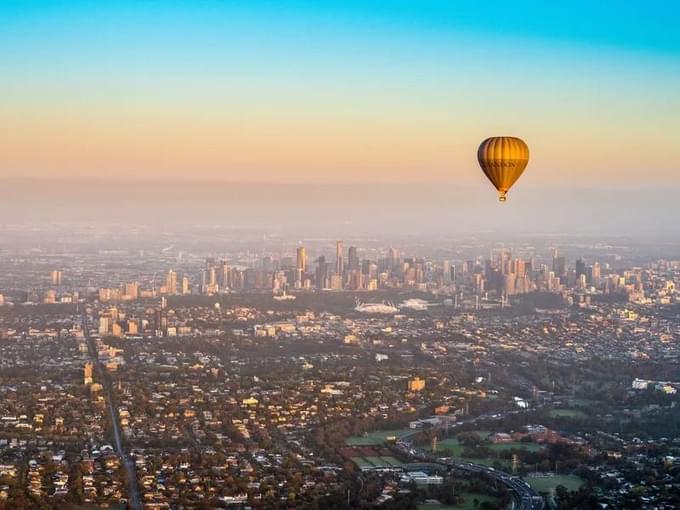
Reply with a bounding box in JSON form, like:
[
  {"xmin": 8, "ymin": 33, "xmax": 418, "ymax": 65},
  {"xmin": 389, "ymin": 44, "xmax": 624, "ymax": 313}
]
[{"xmin": 477, "ymin": 136, "xmax": 529, "ymax": 201}]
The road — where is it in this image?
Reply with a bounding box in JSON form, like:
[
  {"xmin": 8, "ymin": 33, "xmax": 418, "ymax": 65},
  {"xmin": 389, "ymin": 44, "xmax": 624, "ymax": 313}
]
[
  {"xmin": 82, "ymin": 317, "xmax": 142, "ymax": 510},
  {"xmin": 395, "ymin": 410, "xmax": 544, "ymax": 510}
]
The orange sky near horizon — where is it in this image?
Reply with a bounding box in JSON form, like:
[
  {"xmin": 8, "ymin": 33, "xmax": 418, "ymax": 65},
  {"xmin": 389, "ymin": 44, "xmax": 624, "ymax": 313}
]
[{"xmin": 1, "ymin": 2, "xmax": 679, "ymax": 185}]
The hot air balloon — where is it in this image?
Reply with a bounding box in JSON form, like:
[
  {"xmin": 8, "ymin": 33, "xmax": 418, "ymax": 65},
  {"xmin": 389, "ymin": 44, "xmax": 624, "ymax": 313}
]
[{"xmin": 477, "ymin": 136, "xmax": 529, "ymax": 202}]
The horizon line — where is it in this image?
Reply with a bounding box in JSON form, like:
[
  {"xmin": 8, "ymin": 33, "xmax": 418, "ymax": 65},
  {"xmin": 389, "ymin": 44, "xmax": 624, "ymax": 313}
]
[{"xmin": 1, "ymin": 176, "xmax": 678, "ymax": 191}]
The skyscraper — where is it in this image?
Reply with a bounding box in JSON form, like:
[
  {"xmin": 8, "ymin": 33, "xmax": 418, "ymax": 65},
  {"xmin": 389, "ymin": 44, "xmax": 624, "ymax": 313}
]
[
  {"xmin": 553, "ymin": 256, "xmax": 566, "ymax": 278},
  {"xmin": 219, "ymin": 261, "xmax": 230, "ymax": 288},
  {"xmin": 316, "ymin": 256, "xmax": 328, "ymax": 289},
  {"xmin": 442, "ymin": 260, "xmax": 451, "ymax": 282},
  {"xmin": 388, "ymin": 247, "xmax": 400, "ymax": 270},
  {"xmin": 296, "ymin": 246, "xmax": 307, "ymax": 273},
  {"xmin": 591, "ymin": 262, "xmax": 601, "ymax": 285},
  {"xmin": 296, "ymin": 246, "xmax": 307, "ymax": 288},
  {"xmin": 575, "ymin": 259, "xmax": 587, "ymax": 280},
  {"xmin": 348, "ymin": 246, "xmax": 359, "ymax": 271},
  {"xmin": 165, "ymin": 270, "xmax": 178, "ymax": 295},
  {"xmin": 335, "ymin": 241, "xmax": 344, "ymax": 275}
]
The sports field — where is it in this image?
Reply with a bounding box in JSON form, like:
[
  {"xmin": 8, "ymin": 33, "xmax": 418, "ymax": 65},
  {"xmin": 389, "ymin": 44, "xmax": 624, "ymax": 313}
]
[
  {"xmin": 418, "ymin": 492, "xmax": 499, "ymax": 510},
  {"xmin": 525, "ymin": 474, "xmax": 584, "ymax": 493},
  {"xmin": 549, "ymin": 408, "xmax": 586, "ymax": 418},
  {"xmin": 350, "ymin": 455, "xmax": 404, "ymax": 470},
  {"xmin": 346, "ymin": 428, "xmax": 413, "ymax": 445},
  {"xmin": 488, "ymin": 441, "xmax": 542, "ymax": 452},
  {"xmin": 432, "ymin": 437, "xmax": 541, "ymax": 455},
  {"xmin": 432, "ymin": 438, "xmax": 465, "ymax": 456}
]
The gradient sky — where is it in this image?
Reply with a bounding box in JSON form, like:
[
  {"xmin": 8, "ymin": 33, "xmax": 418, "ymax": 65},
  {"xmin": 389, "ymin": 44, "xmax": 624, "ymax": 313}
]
[{"xmin": 1, "ymin": 1, "xmax": 679, "ymax": 185}]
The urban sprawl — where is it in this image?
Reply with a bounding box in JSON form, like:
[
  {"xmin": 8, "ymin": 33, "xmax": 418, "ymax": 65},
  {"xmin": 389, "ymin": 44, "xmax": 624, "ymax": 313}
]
[{"xmin": 1, "ymin": 229, "xmax": 680, "ymax": 509}]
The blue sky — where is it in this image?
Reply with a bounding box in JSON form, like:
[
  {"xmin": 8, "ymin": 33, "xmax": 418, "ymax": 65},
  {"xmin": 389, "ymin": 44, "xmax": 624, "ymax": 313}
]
[
  {"xmin": 1, "ymin": 0, "xmax": 678, "ymax": 184},
  {"xmin": 3, "ymin": 1, "xmax": 679, "ymax": 53}
]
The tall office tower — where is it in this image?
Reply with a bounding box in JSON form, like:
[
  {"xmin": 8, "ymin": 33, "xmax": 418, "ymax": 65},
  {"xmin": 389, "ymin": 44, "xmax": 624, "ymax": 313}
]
[
  {"xmin": 577, "ymin": 273, "xmax": 587, "ymax": 289},
  {"xmin": 498, "ymin": 250, "xmax": 510, "ymax": 274},
  {"xmin": 415, "ymin": 258, "xmax": 426, "ymax": 283},
  {"xmin": 201, "ymin": 258, "xmax": 216, "ymax": 291},
  {"xmin": 181, "ymin": 276, "xmax": 190, "ymax": 295},
  {"xmin": 348, "ymin": 246, "xmax": 359, "ymax": 271},
  {"xmin": 165, "ymin": 270, "xmax": 178, "ymax": 295},
  {"xmin": 503, "ymin": 257, "xmax": 513, "ymax": 276},
  {"xmin": 553, "ymin": 255, "xmax": 566, "ymax": 278},
  {"xmin": 450, "ymin": 264, "xmax": 456, "ymax": 282},
  {"xmin": 591, "ymin": 262, "xmax": 601, "ymax": 285},
  {"xmin": 504, "ymin": 273, "xmax": 517, "ymax": 295},
  {"xmin": 316, "ymin": 256, "xmax": 327, "ymax": 289},
  {"xmin": 527, "ymin": 256, "xmax": 535, "ymax": 273},
  {"xmin": 335, "ymin": 241, "xmax": 344, "ymax": 275},
  {"xmin": 229, "ymin": 267, "xmax": 237, "ymax": 290},
  {"xmin": 388, "ymin": 247, "xmax": 400, "ymax": 270},
  {"xmin": 591, "ymin": 262, "xmax": 601, "ymax": 278},
  {"xmin": 548, "ymin": 272, "xmax": 561, "ymax": 291},
  {"xmin": 442, "ymin": 260, "xmax": 451, "ymax": 282},
  {"xmin": 349, "ymin": 270, "xmax": 362, "ymax": 290},
  {"xmin": 84, "ymin": 362, "xmax": 93, "ymax": 385},
  {"xmin": 200, "ymin": 270, "xmax": 208, "ymax": 292},
  {"xmin": 218, "ymin": 261, "xmax": 229, "ymax": 288},
  {"xmin": 575, "ymin": 258, "xmax": 587, "ymax": 280},
  {"xmin": 51, "ymin": 270, "xmax": 63, "ymax": 286},
  {"xmin": 464, "ymin": 260, "xmax": 476, "ymax": 274},
  {"xmin": 296, "ymin": 246, "xmax": 307, "ymax": 273},
  {"xmin": 474, "ymin": 273, "xmax": 485, "ymax": 294},
  {"xmin": 295, "ymin": 246, "xmax": 307, "ymax": 288}
]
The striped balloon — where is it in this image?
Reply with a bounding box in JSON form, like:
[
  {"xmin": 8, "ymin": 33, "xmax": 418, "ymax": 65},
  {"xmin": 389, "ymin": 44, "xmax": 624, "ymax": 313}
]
[{"xmin": 477, "ymin": 136, "xmax": 529, "ymax": 202}]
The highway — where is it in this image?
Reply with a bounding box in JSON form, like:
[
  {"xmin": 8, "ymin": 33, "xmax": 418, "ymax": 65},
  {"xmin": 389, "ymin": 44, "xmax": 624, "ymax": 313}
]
[
  {"xmin": 82, "ymin": 317, "xmax": 142, "ymax": 510},
  {"xmin": 395, "ymin": 411, "xmax": 544, "ymax": 510}
]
